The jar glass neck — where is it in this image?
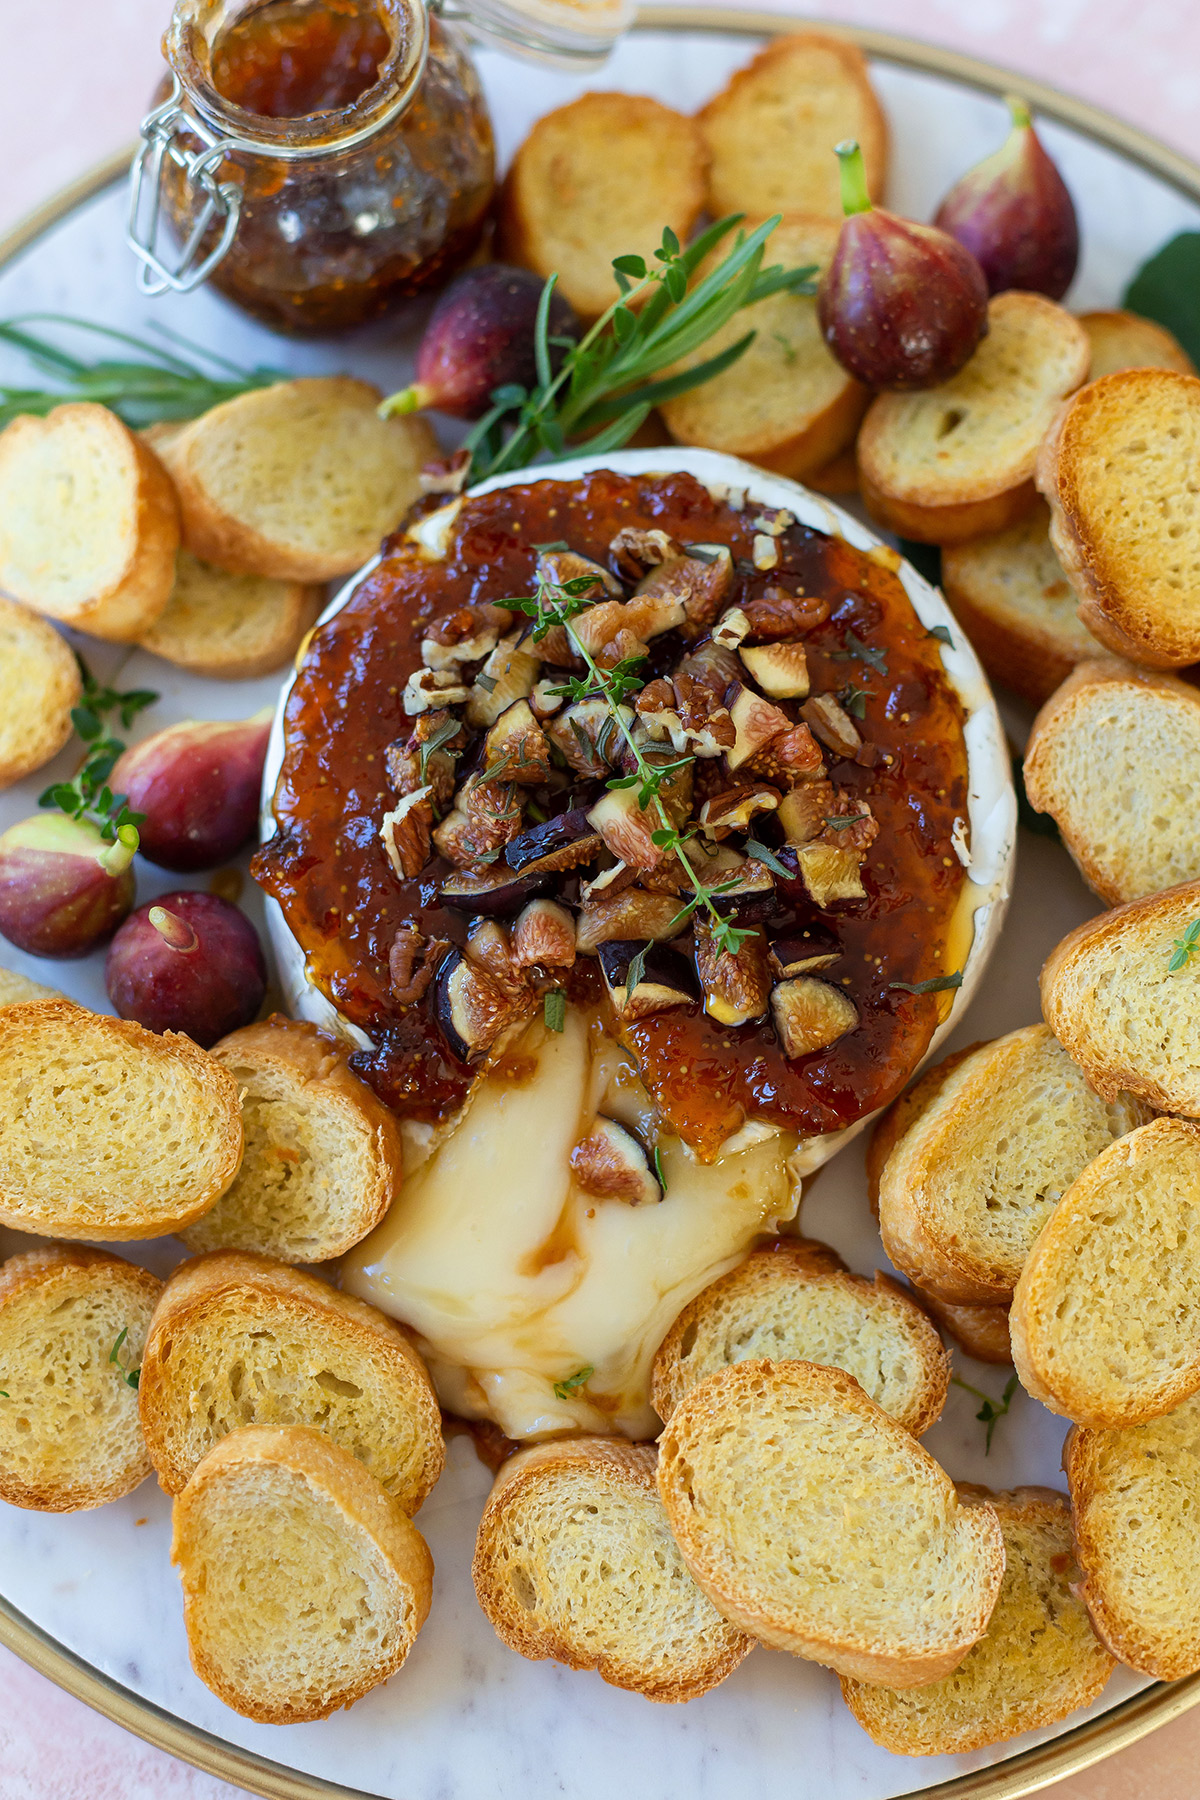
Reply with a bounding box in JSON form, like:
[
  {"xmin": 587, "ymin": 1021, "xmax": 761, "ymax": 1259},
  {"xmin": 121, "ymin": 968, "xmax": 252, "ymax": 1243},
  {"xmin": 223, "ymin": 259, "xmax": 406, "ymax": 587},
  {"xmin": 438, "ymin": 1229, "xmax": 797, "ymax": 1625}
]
[{"xmin": 165, "ymin": 0, "xmax": 429, "ymax": 154}]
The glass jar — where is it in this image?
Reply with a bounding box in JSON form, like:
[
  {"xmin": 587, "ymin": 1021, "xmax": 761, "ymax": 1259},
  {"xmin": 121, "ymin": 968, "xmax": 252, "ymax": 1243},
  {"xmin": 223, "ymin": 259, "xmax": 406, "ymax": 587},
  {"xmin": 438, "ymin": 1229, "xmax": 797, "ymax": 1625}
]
[{"xmin": 128, "ymin": 0, "xmax": 496, "ymax": 333}]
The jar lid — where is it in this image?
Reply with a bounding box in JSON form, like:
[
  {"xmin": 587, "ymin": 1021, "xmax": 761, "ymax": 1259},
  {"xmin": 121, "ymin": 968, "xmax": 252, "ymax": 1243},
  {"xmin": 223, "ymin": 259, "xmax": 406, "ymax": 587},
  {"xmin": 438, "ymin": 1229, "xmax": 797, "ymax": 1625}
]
[{"xmin": 437, "ymin": 0, "xmax": 635, "ymax": 67}]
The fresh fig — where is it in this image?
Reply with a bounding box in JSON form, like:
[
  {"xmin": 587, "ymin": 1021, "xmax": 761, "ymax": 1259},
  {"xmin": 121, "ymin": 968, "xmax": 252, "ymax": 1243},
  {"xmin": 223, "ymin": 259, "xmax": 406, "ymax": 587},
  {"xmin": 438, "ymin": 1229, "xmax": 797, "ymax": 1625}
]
[
  {"xmin": 0, "ymin": 814, "xmax": 136, "ymax": 958},
  {"xmin": 934, "ymin": 97, "xmax": 1079, "ymax": 300},
  {"xmin": 819, "ymin": 140, "xmax": 989, "ymax": 390},
  {"xmin": 105, "ymin": 890, "xmax": 266, "ymax": 1047},
  {"xmin": 380, "ymin": 264, "xmax": 579, "ymax": 421},
  {"xmin": 109, "ymin": 712, "xmax": 272, "ymax": 874}
]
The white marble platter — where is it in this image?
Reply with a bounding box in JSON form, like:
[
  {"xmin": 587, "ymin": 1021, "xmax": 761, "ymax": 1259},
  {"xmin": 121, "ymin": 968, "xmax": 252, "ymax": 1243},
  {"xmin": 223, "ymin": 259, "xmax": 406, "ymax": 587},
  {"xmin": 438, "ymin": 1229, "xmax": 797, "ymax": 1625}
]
[{"xmin": 2, "ymin": 15, "xmax": 1200, "ymax": 1799}]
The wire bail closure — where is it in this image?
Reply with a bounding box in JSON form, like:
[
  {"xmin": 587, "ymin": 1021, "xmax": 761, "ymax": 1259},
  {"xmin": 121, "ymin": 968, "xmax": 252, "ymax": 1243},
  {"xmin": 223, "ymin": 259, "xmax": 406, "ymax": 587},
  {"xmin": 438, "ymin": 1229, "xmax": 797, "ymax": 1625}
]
[{"xmin": 126, "ymin": 79, "xmax": 243, "ymax": 296}]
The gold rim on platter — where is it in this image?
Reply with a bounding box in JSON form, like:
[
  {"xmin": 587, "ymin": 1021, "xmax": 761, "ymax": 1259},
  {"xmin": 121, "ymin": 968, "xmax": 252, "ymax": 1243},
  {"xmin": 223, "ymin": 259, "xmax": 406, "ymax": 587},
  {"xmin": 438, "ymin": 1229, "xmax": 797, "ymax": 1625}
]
[{"xmin": 1, "ymin": 12, "xmax": 1199, "ymax": 1799}]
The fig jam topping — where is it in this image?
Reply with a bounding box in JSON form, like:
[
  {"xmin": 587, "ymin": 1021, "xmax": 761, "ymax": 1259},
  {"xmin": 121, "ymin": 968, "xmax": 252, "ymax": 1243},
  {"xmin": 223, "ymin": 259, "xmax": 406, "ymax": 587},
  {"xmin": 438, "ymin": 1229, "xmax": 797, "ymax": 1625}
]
[{"xmin": 254, "ymin": 471, "xmax": 969, "ymax": 1154}]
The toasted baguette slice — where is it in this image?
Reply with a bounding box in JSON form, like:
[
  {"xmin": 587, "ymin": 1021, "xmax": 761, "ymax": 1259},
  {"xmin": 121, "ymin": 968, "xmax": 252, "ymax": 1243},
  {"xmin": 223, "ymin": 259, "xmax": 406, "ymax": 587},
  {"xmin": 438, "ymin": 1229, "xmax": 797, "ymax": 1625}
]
[
  {"xmin": 497, "ymin": 93, "xmax": 708, "ymax": 320},
  {"xmin": 859, "ymin": 294, "xmax": 1090, "ymax": 544},
  {"xmin": 140, "ymin": 551, "xmax": 324, "ymax": 680},
  {"xmin": 916, "ymin": 1292, "xmax": 1013, "ymax": 1366},
  {"xmin": 139, "ymin": 1249, "xmax": 443, "ymax": 1510},
  {"xmin": 657, "ymin": 1359, "xmax": 1005, "ymax": 1685},
  {"xmin": 1011, "ymin": 1118, "xmax": 1200, "ymax": 1427},
  {"xmin": 0, "ymin": 598, "xmax": 82, "ymax": 788},
  {"xmin": 877, "ymin": 1026, "xmax": 1145, "ymax": 1305},
  {"xmin": 1042, "ymin": 880, "xmax": 1200, "ymax": 1116},
  {"xmin": 172, "ymin": 1423, "xmax": 433, "ymax": 1722},
  {"xmin": 941, "ymin": 501, "xmax": 1103, "ymax": 706},
  {"xmin": 160, "ymin": 378, "xmax": 435, "ymax": 582},
  {"xmin": 842, "ymin": 1486, "xmax": 1113, "ymax": 1755},
  {"xmin": 864, "ymin": 1042, "xmax": 984, "ymax": 1216},
  {"xmin": 0, "ymin": 965, "xmax": 61, "ymax": 1008},
  {"xmin": 698, "ymin": 33, "xmax": 887, "ymax": 219},
  {"xmin": 1024, "ymin": 658, "xmax": 1200, "ymax": 903},
  {"xmin": 651, "ymin": 1238, "xmax": 949, "ymax": 1434},
  {"xmin": 1081, "ymin": 309, "xmax": 1196, "ymax": 380},
  {"xmin": 180, "ymin": 1017, "xmax": 402, "ymax": 1263},
  {"xmin": 660, "ymin": 215, "xmax": 867, "ymax": 479},
  {"xmin": 1036, "ymin": 368, "xmax": 1200, "ymax": 667},
  {"xmin": 0, "ymin": 403, "xmax": 179, "ymax": 640},
  {"xmin": 473, "ymin": 1437, "xmax": 752, "ymax": 1702},
  {"xmin": 0, "ymin": 1245, "xmax": 162, "ymax": 1511},
  {"xmin": 1066, "ymin": 1392, "xmax": 1200, "ymax": 1679},
  {"xmin": 0, "ymin": 1000, "xmax": 242, "ymax": 1239}
]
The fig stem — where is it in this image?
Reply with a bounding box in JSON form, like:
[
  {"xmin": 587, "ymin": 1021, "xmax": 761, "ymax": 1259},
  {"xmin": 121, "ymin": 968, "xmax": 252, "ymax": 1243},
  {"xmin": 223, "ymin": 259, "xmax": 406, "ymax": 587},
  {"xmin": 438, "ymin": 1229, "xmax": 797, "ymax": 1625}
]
[
  {"xmin": 98, "ymin": 829, "xmax": 138, "ymax": 877},
  {"xmin": 834, "ymin": 140, "xmax": 873, "ymax": 217},
  {"xmin": 148, "ymin": 906, "xmax": 198, "ymax": 954},
  {"xmin": 378, "ymin": 383, "xmax": 432, "ymax": 419},
  {"xmin": 1005, "ymin": 93, "xmax": 1033, "ymax": 132}
]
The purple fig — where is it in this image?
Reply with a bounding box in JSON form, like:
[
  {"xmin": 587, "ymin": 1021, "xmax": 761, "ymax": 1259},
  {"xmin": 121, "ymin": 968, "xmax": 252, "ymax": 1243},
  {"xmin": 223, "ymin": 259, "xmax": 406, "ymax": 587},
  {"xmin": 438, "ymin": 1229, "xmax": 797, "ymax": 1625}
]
[
  {"xmin": 105, "ymin": 890, "xmax": 266, "ymax": 1047},
  {"xmin": 380, "ymin": 264, "xmax": 579, "ymax": 421},
  {"xmin": 819, "ymin": 140, "xmax": 989, "ymax": 390},
  {"xmin": 110, "ymin": 712, "xmax": 272, "ymax": 874},
  {"xmin": 934, "ymin": 97, "xmax": 1079, "ymax": 300},
  {"xmin": 0, "ymin": 815, "xmax": 136, "ymax": 958}
]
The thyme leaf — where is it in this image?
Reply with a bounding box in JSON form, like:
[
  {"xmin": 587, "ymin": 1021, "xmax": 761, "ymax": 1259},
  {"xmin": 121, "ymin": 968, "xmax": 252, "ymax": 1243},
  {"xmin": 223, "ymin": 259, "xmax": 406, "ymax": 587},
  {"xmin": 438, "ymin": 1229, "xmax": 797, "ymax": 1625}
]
[
  {"xmin": 553, "ymin": 1365, "xmax": 594, "ymax": 1399},
  {"xmin": 108, "ymin": 1326, "xmax": 141, "ymax": 1391},
  {"xmin": 822, "ymin": 813, "xmax": 870, "ymax": 832},
  {"xmin": 1168, "ymin": 918, "xmax": 1200, "ymax": 972},
  {"xmin": 653, "ymin": 1145, "xmax": 667, "ymax": 1192},
  {"xmin": 745, "ymin": 838, "xmax": 792, "ymax": 878},
  {"xmin": 38, "ymin": 656, "xmax": 158, "ymax": 848},
  {"xmin": 887, "ymin": 970, "xmax": 964, "ymax": 996},
  {"xmin": 953, "ymin": 1373, "xmax": 1019, "ymax": 1453}
]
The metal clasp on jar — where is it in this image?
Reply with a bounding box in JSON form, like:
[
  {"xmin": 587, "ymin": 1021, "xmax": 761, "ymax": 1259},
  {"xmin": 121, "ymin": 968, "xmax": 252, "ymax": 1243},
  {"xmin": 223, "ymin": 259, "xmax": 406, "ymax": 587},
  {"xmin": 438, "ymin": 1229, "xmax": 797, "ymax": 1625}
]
[{"xmin": 127, "ymin": 78, "xmax": 245, "ymax": 296}]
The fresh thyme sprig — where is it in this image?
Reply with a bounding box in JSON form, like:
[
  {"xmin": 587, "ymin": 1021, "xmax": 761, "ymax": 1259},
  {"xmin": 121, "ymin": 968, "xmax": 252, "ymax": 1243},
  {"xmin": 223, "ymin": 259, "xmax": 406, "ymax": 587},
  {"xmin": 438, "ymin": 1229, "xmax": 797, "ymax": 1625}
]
[
  {"xmin": 511, "ymin": 574, "xmax": 754, "ymax": 958},
  {"xmin": 0, "ymin": 316, "xmax": 284, "ymax": 430},
  {"xmin": 108, "ymin": 1327, "xmax": 141, "ymax": 1392},
  {"xmin": 553, "ymin": 1364, "xmax": 593, "ymax": 1399},
  {"xmin": 39, "ymin": 656, "xmax": 158, "ymax": 850},
  {"xmin": 953, "ymin": 1372, "xmax": 1019, "ymax": 1453},
  {"xmin": 1169, "ymin": 918, "xmax": 1200, "ymax": 972},
  {"xmin": 382, "ymin": 218, "xmax": 816, "ymax": 482}
]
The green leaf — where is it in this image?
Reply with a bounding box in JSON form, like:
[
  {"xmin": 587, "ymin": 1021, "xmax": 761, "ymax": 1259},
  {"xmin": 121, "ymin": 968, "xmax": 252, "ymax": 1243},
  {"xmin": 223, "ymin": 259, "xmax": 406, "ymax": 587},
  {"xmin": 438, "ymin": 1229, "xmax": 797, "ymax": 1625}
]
[
  {"xmin": 624, "ymin": 944, "xmax": 648, "ymax": 997},
  {"xmin": 552, "ymin": 1364, "xmax": 594, "ymax": 1399},
  {"xmin": 533, "ymin": 539, "xmax": 571, "ymax": 553},
  {"xmin": 665, "ymin": 263, "xmax": 687, "ymax": 303},
  {"xmin": 926, "ymin": 624, "xmax": 954, "ymax": 647},
  {"xmin": 1123, "ymin": 232, "xmax": 1200, "ymax": 365},
  {"xmin": 838, "ymin": 684, "xmax": 868, "ymax": 719},
  {"xmin": 952, "ymin": 1372, "xmax": 1019, "ymax": 1453},
  {"xmin": 1168, "ymin": 917, "xmax": 1200, "ymax": 973},
  {"xmin": 745, "ymin": 838, "xmax": 792, "ymax": 878},
  {"xmin": 543, "ymin": 989, "xmax": 567, "ymax": 1033},
  {"xmin": 70, "ymin": 705, "xmax": 102, "ymax": 741},
  {"xmin": 659, "ymin": 226, "xmax": 680, "ymax": 259},
  {"xmin": 842, "ymin": 628, "xmax": 889, "ymax": 676},
  {"xmin": 652, "ymin": 1145, "xmax": 667, "ymax": 1191},
  {"xmin": 612, "ymin": 304, "xmax": 638, "ymax": 346},
  {"xmin": 612, "ymin": 254, "xmax": 647, "ymax": 278},
  {"xmin": 887, "ymin": 971, "xmax": 964, "ymax": 996},
  {"xmin": 823, "ymin": 813, "xmax": 871, "ymax": 832}
]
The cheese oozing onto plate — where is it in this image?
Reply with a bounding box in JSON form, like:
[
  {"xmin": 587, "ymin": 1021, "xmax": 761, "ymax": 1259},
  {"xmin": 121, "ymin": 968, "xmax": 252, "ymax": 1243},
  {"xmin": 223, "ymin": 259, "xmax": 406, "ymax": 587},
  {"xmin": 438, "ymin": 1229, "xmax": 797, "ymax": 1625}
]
[{"xmin": 342, "ymin": 1005, "xmax": 798, "ymax": 1440}]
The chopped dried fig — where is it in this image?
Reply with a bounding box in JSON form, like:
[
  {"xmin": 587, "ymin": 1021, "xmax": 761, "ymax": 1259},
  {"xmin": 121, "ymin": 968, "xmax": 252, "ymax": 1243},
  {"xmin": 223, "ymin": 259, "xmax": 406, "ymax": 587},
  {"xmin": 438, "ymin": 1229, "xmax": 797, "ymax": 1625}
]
[
  {"xmin": 597, "ymin": 938, "xmax": 698, "ymax": 1020},
  {"xmin": 512, "ymin": 897, "xmax": 576, "ymax": 969},
  {"xmin": 587, "ymin": 786, "xmax": 663, "ymax": 871},
  {"xmin": 748, "ymin": 724, "xmax": 824, "ymax": 788},
  {"xmin": 570, "ymin": 1118, "xmax": 661, "ymax": 1206},
  {"xmin": 577, "ymin": 887, "xmax": 688, "ymax": 953},
  {"xmin": 794, "ymin": 842, "xmax": 867, "ymax": 906},
  {"xmin": 440, "ymin": 866, "xmax": 552, "ymax": 915},
  {"xmin": 699, "ymin": 783, "xmax": 780, "ymax": 839},
  {"xmin": 769, "ymin": 937, "xmax": 841, "ymax": 978},
  {"xmin": 506, "ymin": 808, "xmax": 602, "ymax": 875},
  {"xmin": 801, "ymin": 694, "xmax": 862, "ymax": 758},
  {"xmin": 482, "ymin": 700, "xmax": 551, "ymax": 785},
  {"xmin": 726, "ymin": 685, "xmax": 792, "ymax": 771},
  {"xmin": 465, "ymin": 631, "xmax": 543, "ymax": 730},
  {"xmin": 435, "ymin": 947, "xmax": 530, "ymax": 1062},
  {"xmin": 739, "ymin": 641, "xmax": 810, "ymax": 700},
  {"xmin": 465, "ymin": 918, "xmax": 526, "ymax": 994},
  {"xmin": 537, "ymin": 548, "xmax": 622, "ymax": 600},
  {"xmin": 771, "ymin": 977, "xmax": 859, "ymax": 1057},
  {"xmin": 433, "ymin": 774, "xmax": 524, "ymax": 866},
  {"xmin": 777, "ymin": 780, "xmax": 835, "ymax": 845},
  {"xmin": 379, "ymin": 785, "xmax": 433, "ymax": 880},
  {"xmin": 676, "ymin": 639, "xmax": 741, "ymax": 699},
  {"xmin": 528, "ymin": 679, "xmax": 564, "ymax": 721},
  {"xmin": 547, "ymin": 698, "xmax": 631, "ymax": 778},
  {"xmin": 693, "ymin": 919, "xmax": 771, "ymax": 1027},
  {"xmin": 706, "ymin": 861, "xmax": 777, "ymax": 922},
  {"xmin": 632, "ymin": 549, "xmax": 732, "ymax": 632}
]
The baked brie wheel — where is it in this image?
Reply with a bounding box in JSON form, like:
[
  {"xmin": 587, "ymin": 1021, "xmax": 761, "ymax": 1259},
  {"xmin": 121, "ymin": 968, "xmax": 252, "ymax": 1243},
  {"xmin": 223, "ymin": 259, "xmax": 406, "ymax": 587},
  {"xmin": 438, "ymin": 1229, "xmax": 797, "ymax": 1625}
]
[{"xmin": 257, "ymin": 449, "xmax": 1013, "ymax": 1440}]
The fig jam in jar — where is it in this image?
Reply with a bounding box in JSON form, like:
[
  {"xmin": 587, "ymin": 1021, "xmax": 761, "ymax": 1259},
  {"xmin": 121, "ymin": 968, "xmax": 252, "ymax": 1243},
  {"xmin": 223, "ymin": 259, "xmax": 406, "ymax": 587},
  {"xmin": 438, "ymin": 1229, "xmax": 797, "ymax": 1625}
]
[{"xmin": 130, "ymin": 0, "xmax": 495, "ymax": 333}]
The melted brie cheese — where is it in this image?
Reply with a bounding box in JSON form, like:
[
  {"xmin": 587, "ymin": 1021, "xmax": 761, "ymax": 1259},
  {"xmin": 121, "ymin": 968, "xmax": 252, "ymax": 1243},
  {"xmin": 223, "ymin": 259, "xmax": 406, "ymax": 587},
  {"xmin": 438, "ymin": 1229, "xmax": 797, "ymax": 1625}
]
[{"xmin": 342, "ymin": 1007, "xmax": 798, "ymax": 1439}]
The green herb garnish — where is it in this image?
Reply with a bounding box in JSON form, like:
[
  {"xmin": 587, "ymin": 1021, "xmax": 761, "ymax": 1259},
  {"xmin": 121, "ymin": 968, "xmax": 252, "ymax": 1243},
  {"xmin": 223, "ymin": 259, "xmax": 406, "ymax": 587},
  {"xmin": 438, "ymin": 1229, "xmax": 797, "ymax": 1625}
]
[
  {"xmin": 953, "ymin": 1373, "xmax": 1019, "ymax": 1453},
  {"xmin": 1168, "ymin": 918, "xmax": 1200, "ymax": 973},
  {"xmin": 823, "ymin": 813, "xmax": 870, "ymax": 832},
  {"xmin": 842, "ymin": 629, "xmax": 889, "ymax": 676},
  {"xmin": 553, "ymin": 1365, "xmax": 594, "ymax": 1399},
  {"xmin": 887, "ymin": 970, "xmax": 964, "ymax": 996},
  {"xmin": 108, "ymin": 1327, "xmax": 141, "ymax": 1391},
  {"xmin": 543, "ymin": 989, "xmax": 567, "ymax": 1032},
  {"xmin": 745, "ymin": 838, "xmax": 793, "ymax": 879},
  {"xmin": 623, "ymin": 944, "xmax": 648, "ymax": 997},
  {"xmin": 38, "ymin": 656, "xmax": 158, "ymax": 848},
  {"xmin": 1123, "ymin": 232, "xmax": 1200, "ymax": 365},
  {"xmin": 838, "ymin": 684, "xmax": 868, "ymax": 720},
  {"xmin": 416, "ymin": 715, "xmax": 462, "ymax": 785},
  {"xmin": 383, "ymin": 220, "xmax": 816, "ymax": 482},
  {"xmin": 0, "ymin": 315, "xmax": 284, "ymax": 430},
  {"xmin": 653, "ymin": 1145, "xmax": 667, "ymax": 1192},
  {"xmin": 926, "ymin": 624, "xmax": 954, "ymax": 647}
]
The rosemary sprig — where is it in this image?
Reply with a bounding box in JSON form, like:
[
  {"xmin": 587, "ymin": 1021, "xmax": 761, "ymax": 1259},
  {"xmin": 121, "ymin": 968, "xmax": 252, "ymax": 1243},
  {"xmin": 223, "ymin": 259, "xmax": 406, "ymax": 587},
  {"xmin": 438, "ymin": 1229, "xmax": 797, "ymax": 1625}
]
[
  {"xmin": 953, "ymin": 1372, "xmax": 1019, "ymax": 1453},
  {"xmin": 512, "ymin": 574, "xmax": 753, "ymax": 958},
  {"xmin": 382, "ymin": 219, "xmax": 816, "ymax": 481},
  {"xmin": 39, "ymin": 656, "xmax": 158, "ymax": 849},
  {"xmin": 0, "ymin": 315, "xmax": 284, "ymax": 430}
]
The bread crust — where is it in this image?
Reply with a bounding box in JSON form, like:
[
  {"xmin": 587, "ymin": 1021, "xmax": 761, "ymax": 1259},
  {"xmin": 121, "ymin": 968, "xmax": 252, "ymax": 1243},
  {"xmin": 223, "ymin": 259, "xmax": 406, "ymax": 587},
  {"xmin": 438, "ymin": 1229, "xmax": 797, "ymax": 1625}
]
[
  {"xmin": 1041, "ymin": 879, "xmax": 1200, "ymax": 1114},
  {"xmin": 182, "ymin": 1015, "xmax": 403, "ymax": 1262},
  {"xmin": 864, "ymin": 1042, "xmax": 986, "ymax": 1216},
  {"xmin": 859, "ymin": 468, "xmax": 1039, "ymax": 546},
  {"xmin": 0, "ymin": 403, "xmax": 180, "ymax": 641},
  {"xmin": 473, "ymin": 1435, "xmax": 753, "ymax": 1702},
  {"xmin": 1025, "ymin": 656, "xmax": 1200, "ymax": 904},
  {"xmin": 139, "ymin": 1248, "xmax": 443, "ymax": 1509},
  {"xmin": 0, "ymin": 1244, "xmax": 162, "ymax": 1511},
  {"xmin": 0, "ymin": 597, "xmax": 82, "ymax": 788},
  {"xmin": 171, "ymin": 1423, "xmax": 434, "ymax": 1721},
  {"xmin": 139, "ymin": 552, "xmax": 324, "ymax": 681},
  {"xmin": 657, "ymin": 1358, "xmax": 1005, "ymax": 1685},
  {"xmin": 1036, "ymin": 368, "xmax": 1200, "ymax": 668},
  {"xmin": 0, "ymin": 1000, "xmax": 243, "ymax": 1239},
  {"xmin": 1079, "ymin": 310, "xmax": 1196, "ymax": 381},
  {"xmin": 913, "ymin": 1291, "xmax": 1012, "ymax": 1365},
  {"xmin": 698, "ymin": 33, "xmax": 887, "ymax": 219},
  {"xmin": 650, "ymin": 1237, "xmax": 950, "ymax": 1434}
]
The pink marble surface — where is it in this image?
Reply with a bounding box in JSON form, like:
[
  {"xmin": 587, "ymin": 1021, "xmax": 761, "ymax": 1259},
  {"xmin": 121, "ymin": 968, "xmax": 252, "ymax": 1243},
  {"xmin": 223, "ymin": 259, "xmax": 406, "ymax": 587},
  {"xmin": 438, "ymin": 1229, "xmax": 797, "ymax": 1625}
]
[{"xmin": 2, "ymin": 3, "xmax": 1200, "ymax": 1797}]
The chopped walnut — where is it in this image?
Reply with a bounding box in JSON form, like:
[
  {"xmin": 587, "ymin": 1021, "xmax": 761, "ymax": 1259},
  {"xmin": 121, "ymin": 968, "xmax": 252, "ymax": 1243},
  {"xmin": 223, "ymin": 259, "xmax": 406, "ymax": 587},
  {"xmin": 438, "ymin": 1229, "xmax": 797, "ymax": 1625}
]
[
  {"xmin": 744, "ymin": 586, "xmax": 831, "ymax": 640},
  {"xmin": 465, "ymin": 631, "xmax": 543, "ymax": 730},
  {"xmin": 693, "ymin": 920, "xmax": 771, "ymax": 1027},
  {"xmin": 752, "ymin": 534, "xmax": 780, "ymax": 571},
  {"xmin": 634, "ymin": 672, "xmax": 735, "ymax": 758},
  {"xmin": 609, "ymin": 526, "xmax": 682, "ymax": 578},
  {"xmin": 388, "ymin": 923, "xmax": 448, "ymax": 1007},
  {"xmin": 801, "ymin": 694, "xmax": 863, "ymax": 758},
  {"xmin": 421, "ymin": 602, "xmax": 512, "ymax": 670},
  {"xmin": 433, "ymin": 774, "xmax": 524, "ymax": 867},
  {"xmin": 713, "ymin": 607, "xmax": 751, "ymax": 649},
  {"xmin": 632, "ymin": 549, "xmax": 733, "ymax": 632},
  {"xmin": 403, "ymin": 667, "xmax": 471, "ymax": 715},
  {"xmin": 379, "ymin": 786, "xmax": 433, "ymax": 879}
]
